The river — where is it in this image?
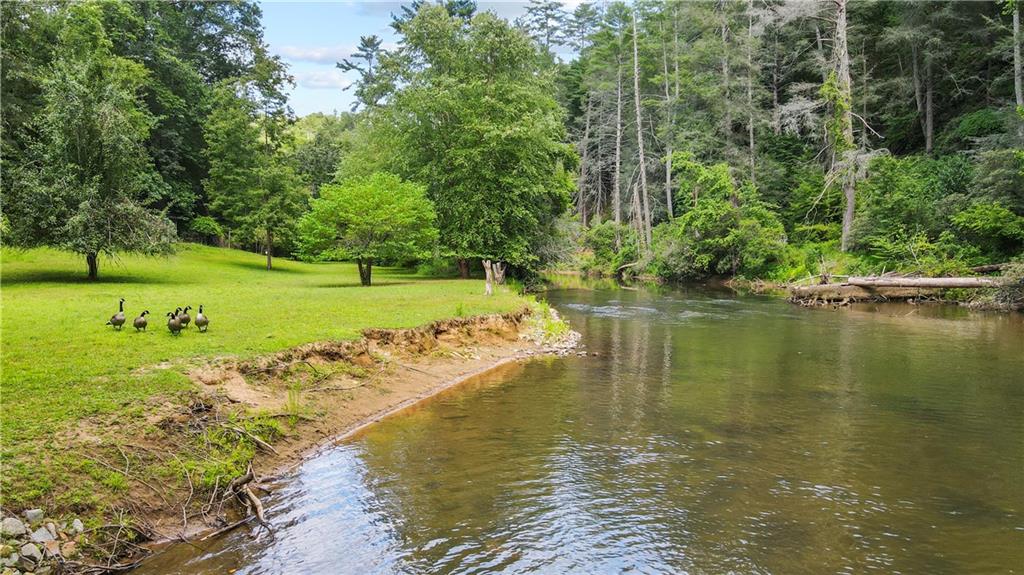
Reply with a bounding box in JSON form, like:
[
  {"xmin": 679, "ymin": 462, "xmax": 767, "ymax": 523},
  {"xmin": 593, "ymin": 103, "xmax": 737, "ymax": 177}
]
[{"xmin": 137, "ymin": 281, "xmax": 1024, "ymax": 574}]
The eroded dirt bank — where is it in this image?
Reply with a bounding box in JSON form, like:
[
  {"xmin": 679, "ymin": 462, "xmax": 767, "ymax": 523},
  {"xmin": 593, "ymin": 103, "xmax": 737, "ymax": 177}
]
[{"xmin": 30, "ymin": 307, "xmax": 578, "ymax": 572}]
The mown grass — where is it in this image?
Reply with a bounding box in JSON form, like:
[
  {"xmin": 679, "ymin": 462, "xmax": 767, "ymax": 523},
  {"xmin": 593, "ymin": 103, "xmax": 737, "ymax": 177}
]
[{"xmin": 1, "ymin": 244, "xmax": 524, "ymax": 508}]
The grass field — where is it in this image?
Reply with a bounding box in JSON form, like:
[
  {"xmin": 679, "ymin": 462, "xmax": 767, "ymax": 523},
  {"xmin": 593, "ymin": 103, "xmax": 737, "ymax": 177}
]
[{"xmin": 1, "ymin": 244, "xmax": 524, "ymax": 507}]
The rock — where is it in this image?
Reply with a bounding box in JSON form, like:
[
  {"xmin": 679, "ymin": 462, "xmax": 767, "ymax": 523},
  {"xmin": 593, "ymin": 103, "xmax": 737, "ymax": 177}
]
[
  {"xmin": 18, "ymin": 543, "xmax": 40, "ymax": 564},
  {"xmin": 41, "ymin": 541, "xmax": 60, "ymax": 558},
  {"xmin": 21, "ymin": 511, "xmax": 43, "ymax": 525},
  {"xmin": 36, "ymin": 565, "xmax": 53, "ymax": 575},
  {"xmin": 28, "ymin": 529, "xmax": 53, "ymax": 544},
  {"xmin": 0, "ymin": 518, "xmax": 25, "ymax": 537},
  {"xmin": 59, "ymin": 542, "xmax": 77, "ymax": 559},
  {"xmin": 43, "ymin": 524, "xmax": 56, "ymax": 540},
  {"xmin": 69, "ymin": 519, "xmax": 84, "ymax": 535},
  {"xmin": 0, "ymin": 553, "xmax": 18, "ymax": 568}
]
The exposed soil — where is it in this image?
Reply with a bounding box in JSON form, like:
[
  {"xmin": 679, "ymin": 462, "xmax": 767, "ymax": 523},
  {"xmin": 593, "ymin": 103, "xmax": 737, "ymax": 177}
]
[{"xmin": 71, "ymin": 307, "xmax": 579, "ymax": 552}]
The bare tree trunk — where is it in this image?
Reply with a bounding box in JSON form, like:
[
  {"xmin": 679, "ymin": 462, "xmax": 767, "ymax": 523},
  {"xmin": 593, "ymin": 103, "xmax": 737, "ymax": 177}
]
[
  {"xmin": 265, "ymin": 230, "xmax": 273, "ymax": 271},
  {"xmin": 457, "ymin": 258, "xmax": 470, "ymax": 279},
  {"xmin": 833, "ymin": 0, "xmax": 855, "ymax": 252},
  {"xmin": 494, "ymin": 262, "xmax": 506, "ymax": 284},
  {"xmin": 482, "ymin": 259, "xmax": 493, "ymax": 296},
  {"xmin": 721, "ymin": 16, "xmax": 732, "ymax": 143},
  {"xmin": 86, "ymin": 252, "xmax": 98, "ymax": 280},
  {"xmin": 578, "ymin": 92, "xmax": 593, "ymax": 226},
  {"xmin": 861, "ymin": 39, "xmax": 869, "ymax": 148},
  {"xmin": 1015, "ymin": 3, "xmax": 1023, "ymax": 142},
  {"xmin": 632, "ymin": 13, "xmax": 652, "ymax": 247},
  {"xmin": 661, "ymin": 25, "xmax": 674, "ymax": 220},
  {"xmin": 746, "ymin": 0, "xmax": 756, "ymax": 184},
  {"xmin": 924, "ymin": 52, "xmax": 934, "ymax": 154},
  {"xmin": 772, "ymin": 37, "xmax": 781, "ymax": 135},
  {"xmin": 614, "ymin": 58, "xmax": 624, "ymax": 249},
  {"xmin": 911, "ymin": 45, "xmax": 928, "ymax": 149}
]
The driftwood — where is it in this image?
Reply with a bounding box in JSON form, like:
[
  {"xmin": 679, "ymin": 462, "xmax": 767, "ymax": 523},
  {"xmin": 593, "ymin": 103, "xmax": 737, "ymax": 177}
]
[
  {"xmin": 789, "ymin": 284, "xmax": 938, "ymax": 302},
  {"xmin": 970, "ymin": 263, "xmax": 1007, "ymax": 273},
  {"xmin": 846, "ymin": 276, "xmax": 1008, "ymax": 288}
]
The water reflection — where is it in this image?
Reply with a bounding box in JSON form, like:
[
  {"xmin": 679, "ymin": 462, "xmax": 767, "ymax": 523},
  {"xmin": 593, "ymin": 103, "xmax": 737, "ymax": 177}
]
[{"xmin": 137, "ymin": 284, "xmax": 1024, "ymax": 574}]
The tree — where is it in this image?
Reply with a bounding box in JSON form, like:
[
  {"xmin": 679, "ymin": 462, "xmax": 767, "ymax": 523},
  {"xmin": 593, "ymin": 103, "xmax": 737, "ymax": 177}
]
[
  {"xmin": 3, "ymin": 3, "xmax": 176, "ymax": 279},
  {"xmin": 521, "ymin": 0, "xmax": 568, "ymax": 54},
  {"xmin": 297, "ymin": 173, "xmax": 437, "ymax": 286},
  {"xmin": 203, "ymin": 73, "xmax": 304, "ymax": 270},
  {"xmin": 336, "ymin": 35, "xmax": 389, "ymax": 110},
  {"xmin": 385, "ymin": 7, "xmax": 573, "ymax": 282}
]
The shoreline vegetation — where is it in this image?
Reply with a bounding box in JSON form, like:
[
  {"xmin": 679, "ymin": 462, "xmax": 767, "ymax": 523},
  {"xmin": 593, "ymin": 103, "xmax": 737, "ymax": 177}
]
[{"xmin": 0, "ymin": 244, "xmax": 578, "ymax": 572}]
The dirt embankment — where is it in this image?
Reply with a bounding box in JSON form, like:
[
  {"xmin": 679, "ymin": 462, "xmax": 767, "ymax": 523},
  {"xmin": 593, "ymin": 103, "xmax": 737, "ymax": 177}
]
[{"xmin": 38, "ymin": 307, "xmax": 578, "ymax": 571}]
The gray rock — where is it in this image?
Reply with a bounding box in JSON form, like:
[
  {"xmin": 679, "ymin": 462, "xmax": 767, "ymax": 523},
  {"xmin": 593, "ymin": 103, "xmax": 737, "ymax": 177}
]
[
  {"xmin": 18, "ymin": 543, "xmax": 41, "ymax": 563},
  {"xmin": 0, "ymin": 518, "xmax": 25, "ymax": 537},
  {"xmin": 36, "ymin": 565, "xmax": 53, "ymax": 575},
  {"xmin": 43, "ymin": 523, "xmax": 56, "ymax": 539},
  {"xmin": 69, "ymin": 519, "xmax": 84, "ymax": 535},
  {"xmin": 0, "ymin": 553, "xmax": 19, "ymax": 568},
  {"xmin": 21, "ymin": 510, "xmax": 43, "ymax": 525},
  {"xmin": 28, "ymin": 528, "xmax": 53, "ymax": 543}
]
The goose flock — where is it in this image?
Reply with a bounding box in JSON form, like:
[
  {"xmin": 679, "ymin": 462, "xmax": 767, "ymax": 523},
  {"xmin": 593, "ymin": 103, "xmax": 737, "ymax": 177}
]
[{"xmin": 107, "ymin": 299, "xmax": 210, "ymax": 334}]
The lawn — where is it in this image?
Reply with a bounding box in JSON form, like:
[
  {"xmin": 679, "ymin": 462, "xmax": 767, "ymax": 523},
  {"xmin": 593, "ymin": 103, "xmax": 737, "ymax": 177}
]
[{"xmin": 0, "ymin": 244, "xmax": 524, "ymax": 506}]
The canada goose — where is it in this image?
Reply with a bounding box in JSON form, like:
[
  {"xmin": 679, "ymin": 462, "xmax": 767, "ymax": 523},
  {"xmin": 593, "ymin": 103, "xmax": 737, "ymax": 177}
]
[
  {"xmin": 167, "ymin": 312, "xmax": 182, "ymax": 336},
  {"xmin": 179, "ymin": 306, "xmax": 192, "ymax": 329},
  {"xmin": 133, "ymin": 310, "xmax": 150, "ymax": 332},
  {"xmin": 194, "ymin": 305, "xmax": 209, "ymax": 333},
  {"xmin": 106, "ymin": 298, "xmax": 126, "ymax": 330}
]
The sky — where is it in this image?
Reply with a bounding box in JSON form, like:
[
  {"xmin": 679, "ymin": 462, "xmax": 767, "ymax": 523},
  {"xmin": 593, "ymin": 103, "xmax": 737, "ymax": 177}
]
[{"xmin": 260, "ymin": 1, "xmax": 580, "ymax": 116}]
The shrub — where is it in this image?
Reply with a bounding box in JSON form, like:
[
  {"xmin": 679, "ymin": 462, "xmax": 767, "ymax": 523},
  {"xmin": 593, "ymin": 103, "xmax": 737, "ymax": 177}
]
[{"xmin": 951, "ymin": 202, "xmax": 1024, "ymax": 260}]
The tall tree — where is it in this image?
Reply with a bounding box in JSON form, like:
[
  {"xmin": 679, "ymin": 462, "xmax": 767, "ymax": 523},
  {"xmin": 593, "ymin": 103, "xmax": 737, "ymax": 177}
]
[
  {"xmin": 4, "ymin": 3, "xmax": 176, "ymax": 279},
  {"xmin": 336, "ymin": 35, "xmax": 389, "ymax": 110}
]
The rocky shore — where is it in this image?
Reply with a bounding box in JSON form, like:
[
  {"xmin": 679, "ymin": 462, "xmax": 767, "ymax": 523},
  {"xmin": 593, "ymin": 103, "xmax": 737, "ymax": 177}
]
[{"xmin": 1, "ymin": 510, "xmax": 85, "ymax": 575}]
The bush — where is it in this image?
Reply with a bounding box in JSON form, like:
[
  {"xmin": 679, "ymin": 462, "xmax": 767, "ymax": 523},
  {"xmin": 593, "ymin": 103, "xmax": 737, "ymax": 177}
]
[
  {"xmin": 188, "ymin": 216, "xmax": 224, "ymax": 243},
  {"xmin": 578, "ymin": 220, "xmax": 639, "ymax": 276},
  {"xmin": 950, "ymin": 202, "xmax": 1024, "ymax": 261}
]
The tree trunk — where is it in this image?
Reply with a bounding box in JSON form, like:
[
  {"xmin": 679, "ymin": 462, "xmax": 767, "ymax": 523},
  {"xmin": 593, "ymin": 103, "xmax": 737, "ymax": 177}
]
[
  {"xmin": 632, "ymin": 13, "xmax": 652, "ymax": 247},
  {"xmin": 265, "ymin": 230, "xmax": 273, "ymax": 270},
  {"xmin": 494, "ymin": 262, "xmax": 506, "ymax": 284},
  {"xmin": 746, "ymin": 0, "xmax": 756, "ymax": 184},
  {"xmin": 482, "ymin": 259, "xmax": 493, "ymax": 296},
  {"xmin": 1015, "ymin": 3, "xmax": 1023, "ymax": 142},
  {"xmin": 457, "ymin": 258, "xmax": 470, "ymax": 279},
  {"xmin": 579, "ymin": 92, "xmax": 593, "ymax": 226},
  {"xmin": 86, "ymin": 252, "xmax": 98, "ymax": 280},
  {"xmin": 721, "ymin": 16, "xmax": 731, "ymax": 143},
  {"xmin": 924, "ymin": 52, "xmax": 933, "ymax": 154},
  {"xmin": 833, "ymin": 0, "xmax": 855, "ymax": 252},
  {"xmin": 911, "ymin": 45, "xmax": 927, "ymax": 148},
  {"xmin": 847, "ymin": 276, "xmax": 1007, "ymax": 289},
  {"xmin": 357, "ymin": 259, "xmax": 373, "ymax": 286},
  {"xmin": 614, "ymin": 58, "xmax": 624, "ymax": 249},
  {"xmin": 661, "ymin": 26, "xmax": 674, "ymax": 220}
]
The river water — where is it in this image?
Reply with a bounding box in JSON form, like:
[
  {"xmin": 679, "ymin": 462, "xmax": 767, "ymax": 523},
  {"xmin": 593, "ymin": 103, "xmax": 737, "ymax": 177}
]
[{"xmin": 137, "ymin": 281, "xmax": 1024, "ymax": 574}]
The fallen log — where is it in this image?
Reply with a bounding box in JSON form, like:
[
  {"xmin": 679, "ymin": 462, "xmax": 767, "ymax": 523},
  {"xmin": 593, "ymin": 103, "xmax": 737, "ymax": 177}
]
[
  {"xmin": 970, "ymin": 263, "xmax": 1006, "ymax": 273},
  {"xmin": 846, "ymin": 276, "xmax": 1008, "ymax": 289},
  {"xmin": 789, "ymin": 284, "xmax": 938, "ymax": 302}
]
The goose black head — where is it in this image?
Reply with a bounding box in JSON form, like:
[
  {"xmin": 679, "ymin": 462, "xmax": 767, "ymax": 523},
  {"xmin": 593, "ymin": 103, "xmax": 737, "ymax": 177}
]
[
  {"xmin": 167, "ymin": 312, "xmax": 175, "ymax": 318},
  {"xmin": 199, "ymin": 305, "xmax": 204, "ymax": 313},
  {"xmin": 184, "ymin": 306, "xmax": 192, "ymax": 312},
  {"xmin": 142, "ymin": 310, "xmax": 150, "ymax": 316},
  {"xmin": 174, "ymin": 307, "xmax": 182, "ymax": 314}
]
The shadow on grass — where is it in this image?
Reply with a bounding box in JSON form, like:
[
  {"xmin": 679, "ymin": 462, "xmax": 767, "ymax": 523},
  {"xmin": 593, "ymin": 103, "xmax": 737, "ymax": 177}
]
[
  {"xmin": 0, "ymin": 270, "xmax": 172, "ymax": 286},
  {"xmin": 225, "ymin": 260, "xmax": 309, "ymax": 274},
  {"xmin": 316, "ymin": 281, "xmax": 416, "ymax": 288}
]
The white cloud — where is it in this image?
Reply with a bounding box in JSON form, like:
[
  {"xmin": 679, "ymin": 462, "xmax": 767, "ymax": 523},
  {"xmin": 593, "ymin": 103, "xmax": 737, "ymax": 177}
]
[
  {"xmin": 277, "ymin": 45, "xmax": 358, "ymax": 64},
  {"xmin": 276, "ymin": 41, "xmax": 400, "ymax": 65},
  {"xmin": 294, "ymin": 70, "xmax": 353, "ymax": 90}
]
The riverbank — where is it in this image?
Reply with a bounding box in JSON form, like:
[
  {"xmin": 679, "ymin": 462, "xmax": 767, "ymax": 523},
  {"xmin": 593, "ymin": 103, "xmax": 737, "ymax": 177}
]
[{"xmin": 1, "ymin": 245, "xmax": 561, "ymax": 569}]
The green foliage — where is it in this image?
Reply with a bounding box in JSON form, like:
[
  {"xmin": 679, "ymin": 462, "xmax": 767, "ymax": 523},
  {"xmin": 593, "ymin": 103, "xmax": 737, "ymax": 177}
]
[
  {"xmin": 938, "ymin": 108, "xmax": 1007, "ymax": 151},
  {"xmin": 3, "ymin": 2, "xmax": 176, "ymax": 278},
  {"xmin": 951, "ymin": 203, "xmax": 1024, "ymax": 260},
  {"xmin": 651, "ymin": 155, "xmax": 787, "ymax": 280},
  {"xmin": 188, "ymin": 216, "xmax": 224, "ymax": 241},
  {"xmin": 578, "ymin": 220, "xmax": 639, "ymax": 276},
  {"xmin": 380, "ymin": 7, "xmax": 573, "ymax": 269},
  {"xmin": 297, "ymin": 173, "xmax": 437, "ymax": 284}
]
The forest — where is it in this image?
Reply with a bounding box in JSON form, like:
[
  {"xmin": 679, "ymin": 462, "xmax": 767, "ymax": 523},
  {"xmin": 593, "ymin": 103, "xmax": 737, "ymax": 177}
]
[{"xmin": 2, "ymin": 0, "xmax": 1022, "ymax": 287}]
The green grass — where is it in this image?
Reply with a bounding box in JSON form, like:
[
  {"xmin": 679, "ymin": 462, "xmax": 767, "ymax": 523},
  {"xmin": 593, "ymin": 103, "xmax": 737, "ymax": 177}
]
[{"xmin": 1, "ymin": 244, "xmax": 524, "ymax": 506}]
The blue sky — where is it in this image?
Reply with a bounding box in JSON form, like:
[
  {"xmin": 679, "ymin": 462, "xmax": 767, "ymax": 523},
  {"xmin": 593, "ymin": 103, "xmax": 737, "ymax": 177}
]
[{"xmin": 260, "ymin": 1, "xmax": 579, "ymax": 116}]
